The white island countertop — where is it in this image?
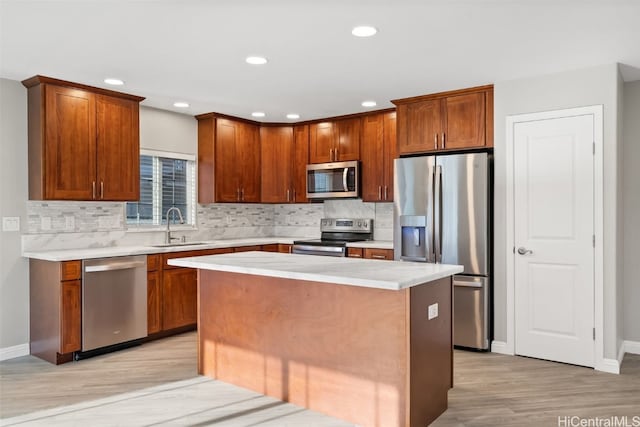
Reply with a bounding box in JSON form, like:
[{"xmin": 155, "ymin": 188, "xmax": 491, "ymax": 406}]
[{"xmin": 169, "ymin": 251, "xmax": 463, "ymax": 291}]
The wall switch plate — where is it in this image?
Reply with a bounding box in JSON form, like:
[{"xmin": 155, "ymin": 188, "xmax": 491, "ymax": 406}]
[
  {"xmin": 428, "ymin": 303, "xmax": 439, "ymax": 320},
  {"xmin": 2, "ymin": 216, "xmax": 20, "ymax": 232},
  {"xmin": 41, "ymin": 217, "xmax": 51, "ymax": 231}
]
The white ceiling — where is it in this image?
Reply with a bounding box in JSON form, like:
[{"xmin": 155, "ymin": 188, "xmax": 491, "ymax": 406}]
[{"xmin": 1, "ymin": 0, "xmax": 639, "ymax": 122}]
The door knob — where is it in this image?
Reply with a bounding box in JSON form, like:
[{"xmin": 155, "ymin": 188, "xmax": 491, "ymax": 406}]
[{"xmin": 517, "ymin": 247, "xmax": 533, "ymax": 255}]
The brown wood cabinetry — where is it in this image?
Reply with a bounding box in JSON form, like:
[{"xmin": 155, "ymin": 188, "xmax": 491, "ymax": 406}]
[
  {"xmin": 393, "ymin": 85, "xmax": 493, "ymax": 155},
  {"xmin": 361, "ymin": 111, "xmax": 396, "ymax": 202},
  {"xmin": 158, "ymin": 248, "xmax": 233, "ymax": 332},
  {"xmin": 309, "ymin": 118, "xmax": 360, "ymax": 164},
  {"xmin": 347, "ymin": 247, "xmax": 364, "ymax": 258},
  {"xmin": 278, "ymin": 243, "xmax": 292, "ymax": 253},
  {"xmin": 260, "ymin": 125, "xmax": 309, "ymax": 203},
  {"xmin": 197, "ymin": 114, "xmax": 261, "ymax": 203},
  {"xmin": 262, "ymin": 244, "xmax": 280, "ymax": 252},
  {"xmin": 364, "ymin": 248, "xmax": 394, "ymax": 260},
  {"xmin": 147, "ymin": 255, "xmax": 162, "ymax": 335},
  {"xmin": 29, "ymin": 260, "xmax": 82, "ymax": 364},
  {"xmin": 233, "ymin": 245, "xmax": 263, "ymax": 252},
  {"xmin": 22, "ymin": 75, "xmax": 144, "ymax": 201}
]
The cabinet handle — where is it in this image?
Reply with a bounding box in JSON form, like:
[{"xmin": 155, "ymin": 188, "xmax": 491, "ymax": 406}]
[
  {"xmin": 442, "ymin": 133, "xmax": 446, "ymax": 149},
  {"xmin": 236, "ymin": 188, "xmax": 240, "ymax": 201},
  {"xmin": 434, "ymin": 134, "xmax": 438, "ymax": 150},
  {"xmin": 371, "ymin": 254, "xmax": 386, "ymax": 259},
  {"xmin": 293, "ymin": 189, "xmax": 296, "ymax": 201},
  {"xmin": 350, "ymin": 254, "xmax": 362, "ymax": 258},
  {"xmin": 378, "ymin": 186, "xmax": 382, "ymax": 200},
  {"xmin": 241, "ymin": 188, "xmax": 244, "ymax": 201},
  {"xmin": 287, "ymin": 189, "xmax": 290, "ymax": 202},
  {"xmin": 92, "ymin": 181, "xmax": 96, "ymax": 200},
  {"xmin": 335, "ymin": 148, "xmax": 338, "ymax": 160},
  {"xmin": 100, "ymin": 181, "xmax": 104, "ymax": 199},
  {"xmin": 384, "ymin": 186, "xmax": 388, "ymax": 200}
]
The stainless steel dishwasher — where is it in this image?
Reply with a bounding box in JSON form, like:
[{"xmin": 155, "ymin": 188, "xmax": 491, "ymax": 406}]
[{"xmin": 81, "ymin": 255, "xmax": 147, "ymax": 357}]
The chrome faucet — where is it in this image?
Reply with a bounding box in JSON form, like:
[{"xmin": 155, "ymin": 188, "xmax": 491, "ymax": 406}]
[{"xmin": 165, "ymin": 207, "xmax": 184, "ymax": 244}]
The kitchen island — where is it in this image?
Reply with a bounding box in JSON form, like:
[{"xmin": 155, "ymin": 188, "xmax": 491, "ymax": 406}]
[{"xmin": 169, "ymin": 252, "xmax": 463, "ymax": 427}]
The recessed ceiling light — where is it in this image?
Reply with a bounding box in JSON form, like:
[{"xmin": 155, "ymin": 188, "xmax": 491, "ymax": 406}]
[
  {"xmin": 352, "ymin": 26, "xmax": 377, "ymax": 37},
  {"xmin": 104, "ymin": 78, "xmax": 124, "ymax": 86},
  {"xmin": 173, "ymin": 102, "xmax": 189, "ymax": 108},
  {"xmin": 361, "ymin": 100, "xmax": 377, "ymax": 107},
  {"xmin": 252, "ymin": 111, "xmax": 266, "ymax": 118},
  {"xmin": 286, "ymin": 113, "xmax": 300, "ymax": 120},
  {"xmin": 246, "ymin": 56, "xmax": 268, "ymax": 65}
]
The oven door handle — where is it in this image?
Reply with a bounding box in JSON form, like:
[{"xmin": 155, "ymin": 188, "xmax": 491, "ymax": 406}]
[{"xmin": 293, "ymin": 245, "xmax": 345, "ymax": 254}]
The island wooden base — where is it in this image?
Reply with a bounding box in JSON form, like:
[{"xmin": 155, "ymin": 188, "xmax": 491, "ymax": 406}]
[{"xmin": 197, "ymin": 270, "xmax": 452, "ymax": 427}]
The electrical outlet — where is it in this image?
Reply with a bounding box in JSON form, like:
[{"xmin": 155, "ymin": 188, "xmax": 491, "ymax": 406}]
[
  {"xmin": 428, "ymin": 303, "xmax": 439, "ymax": 320},
  {"xmin": 2, "ymin": 217, "xmax": 20, "ymax": 232}
]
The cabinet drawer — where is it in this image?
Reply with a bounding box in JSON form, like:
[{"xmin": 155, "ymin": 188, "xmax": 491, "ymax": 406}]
[
  {"xmin": 233, "ymin": 245, "xmax": 263, "ymax": 253},
  {"xmin": 163, "ymin": 248, "xmax": 232, "ymax": 269},
  {"xmin": 347, "ymin": 248, "xmax": 364, "ymax": 258},
  {"xmin": 364, "ymin": 248, "xmax": 394, "ymax": 260},
  {"xmin": 278, "ymin": 244, "xmax": 292, "ymax": 254},
  {"xmin": 261, "ymin": 244, "xmax": 280, "ymax": 252},
  {"xmin": 60, "ymin": 261, "xmax": 81, "ymax": 281},
  {"xmin": 147, "ymin": 254, "xmax": 161, "ymax": 272}
]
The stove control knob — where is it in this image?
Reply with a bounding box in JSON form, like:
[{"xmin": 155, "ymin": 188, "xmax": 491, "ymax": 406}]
[
  {"xmin": 357, "ymin": 221, "xmax": 362, "ymax": 227},
  {"xmin": 364, "ymin": 222, "xmax": 368, "ymax": 228}
]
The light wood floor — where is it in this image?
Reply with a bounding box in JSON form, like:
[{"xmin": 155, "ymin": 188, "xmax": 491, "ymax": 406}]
[{"xmin": 1, "ymin": 332, "xmax": 639, "ymax": 426}]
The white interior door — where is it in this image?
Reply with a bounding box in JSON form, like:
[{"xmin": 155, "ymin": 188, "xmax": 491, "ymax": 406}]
[{"xmin": 513, "ymin": 113, "xmax": 594, "ymax": 367}]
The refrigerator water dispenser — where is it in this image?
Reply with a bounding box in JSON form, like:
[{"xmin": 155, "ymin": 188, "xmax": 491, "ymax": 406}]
[{"xmin": 399, "ymin": 215, "xmax": 428, "ymax": 261}]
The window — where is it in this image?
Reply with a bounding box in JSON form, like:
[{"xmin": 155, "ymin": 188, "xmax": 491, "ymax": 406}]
[{"xmin": 126, "ymin": 151, "xmax": 196, "ymax": 227}]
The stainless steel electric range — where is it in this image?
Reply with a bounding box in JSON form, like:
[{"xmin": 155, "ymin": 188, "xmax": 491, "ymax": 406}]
[{"xmin": 292, "ymin": 218, "xmax": 373, "ymax": 257}]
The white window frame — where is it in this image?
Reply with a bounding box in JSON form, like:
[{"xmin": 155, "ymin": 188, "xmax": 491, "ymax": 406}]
[{"xmin": 126, "ymin": 149, "xmax": 197, "ymax": 231}]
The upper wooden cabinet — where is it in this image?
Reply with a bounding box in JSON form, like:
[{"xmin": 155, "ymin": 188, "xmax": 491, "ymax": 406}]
[
  {"xmin": 393, "ymin": 85, "xmax": 493, "ymax": 155},
  {"xmin": 22, "ymin": 75, "xmax": 144, "ymax": 201},
  {"xmin": 260, "ymin": 125, "xmax": 309, "ymax": 203},
  {"xmin": 361, "ymin": 111, "xmax": 396, "ymax": 202},
  {"xmin": 261, "ymin": 126, "xmax": 294, "ymax": 203},
  {"xmin": 197, "ymin": 114, "xmax": 261, "ymax": 203},
  {"xmin": 309, "ymin": 117, "xmax": 360, "ymax": 163}
]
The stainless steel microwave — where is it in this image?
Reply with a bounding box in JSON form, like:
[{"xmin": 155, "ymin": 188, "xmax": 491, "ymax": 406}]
[{"xmin": 306, "ymin": 161, "xmax": 359, "ymax": 199}]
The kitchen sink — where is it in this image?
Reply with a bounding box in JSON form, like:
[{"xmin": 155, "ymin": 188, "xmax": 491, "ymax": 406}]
[{"xmin": 150, "ymin": 242, "xmax": 208, "ymax": 248}]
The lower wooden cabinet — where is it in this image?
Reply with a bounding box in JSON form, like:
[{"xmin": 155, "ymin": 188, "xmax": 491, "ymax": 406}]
[
  {"xmin": 161, "ymin": 267, "xmax": 198, "ymax": 330},
  {"xmin": 278, "ymin": 244, "xmax": 292, "ymax": 253},
  {"xmin": 364, "ymin": 248, "xmax": 394, "ymax": 260},
  {"xmin": 29, "ymin": 259, "xmax": 82, "ymax": 364},
  {"xmin": 348, "ymin": 247, "xmax": 394, "ymax": 260},
  {"xmin": 147, "ymin": 270, "xmax": 161, "ymax": 334}
]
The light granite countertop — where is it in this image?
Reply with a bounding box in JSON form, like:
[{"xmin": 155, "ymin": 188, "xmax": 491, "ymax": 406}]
[
  {"xmin": 22, "ymin": 238, "xmax": 395, "ymax": 262},
  {"xmin": 169, "ymin": 251, "xmax": 462, "ymax": 291}
]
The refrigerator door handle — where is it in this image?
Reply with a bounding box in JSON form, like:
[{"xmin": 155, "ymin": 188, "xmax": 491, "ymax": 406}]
[{"xmin": 434, "ymin": 165, "xmax": 443, "ymax": 263}]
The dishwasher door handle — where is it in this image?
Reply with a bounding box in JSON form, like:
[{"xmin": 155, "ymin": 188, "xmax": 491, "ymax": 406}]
[{"xmin": 84, "ymin": 261, "xmax": 146, "ymax": 273}]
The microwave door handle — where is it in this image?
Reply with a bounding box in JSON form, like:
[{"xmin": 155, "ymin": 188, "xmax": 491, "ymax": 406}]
[{"xmin": 343, "ymin": 167, "xmax": 349, "ymax": 191}]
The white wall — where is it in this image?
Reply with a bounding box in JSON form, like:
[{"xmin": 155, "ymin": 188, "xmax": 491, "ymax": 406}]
[
  {"xmin": 493, "ymin": 63, "xmax": 622, "ymax": 359},
  {"xmin": 0, "ymin": 78, "xmax": 29, "ymax": 353},
  {"xmin": 139, "ymin": 106, "xmax": 197, "ymax": 155},
  {"xmin": 623, "ymin": 80, "xmax": 640, "ymax": 343}
]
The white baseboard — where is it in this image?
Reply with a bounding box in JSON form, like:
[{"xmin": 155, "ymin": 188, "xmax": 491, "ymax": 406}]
[
  {"xmin": 624, "ymin": 340, "xmax": 640, "ymax": 355},
  {"xmin": 596, "ymin": 357, "xmax": 620, "ymax": 374},
  {"xmin": 490, "ymin": 340, "xmax": 513, "ymax": 355},
  {"xmin": 0, "ymin": 343, "xmax": 29, "ymax": 361}
]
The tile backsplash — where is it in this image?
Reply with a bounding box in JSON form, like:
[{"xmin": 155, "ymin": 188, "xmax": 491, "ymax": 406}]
[{"xmin": 23, "ymin": 199, "xmax": 393, "ymax": 251}]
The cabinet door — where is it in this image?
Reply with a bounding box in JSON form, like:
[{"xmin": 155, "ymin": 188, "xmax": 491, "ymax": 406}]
[
  {"xmin": 44, "ymin": 85, "xmax": 96, "ymax": 200},
  {"xmin": 293, "ymin": 125, "xmax": 309, "ymax": 202},
  {"xmin": 278, "ymin": 244, "xmax": 292, "ymax": 253},
  {"xmin": 147, "ymin": 270, "xmax": 161, "ymax": 334},
  {"xmin": 398, "ymin": 99, "xmax": 442, "ymax": 154},
  {"xmin": 383, "ymin": 111, "xmax": 397, "ymax": 201},
  {"xmin": 237, "ymin": 122, "xmax": 261, "ymax": 202},
  {"xmin": 215, "ymin": 119, "xmax": 240, "ymax": 202},
  {"xmin": 335, "ymin": 118, "xmax": 360, "ymax": 161},
  {"xmin": 260, "ymin": 126, "xmax": 293, "ymax": 203},
  {"xmin": 442, "ymin": 92, "xmax": 486, "ymax": 150},
  {"xmin": 162, "ymin": 268, "xmax": 197, "ymax": 330},
  {"xmin": 361, "ymin": 114, "xmax": 385, "ymax": 202},
  {"xmin": 96, "ymin": 95, "xmax": 140, "ymax": 201},
  {"xmin": 197, "ymin": 117, "xmax": 216, "ymax": 204},
  {"xmin": 261, "ymin": 244, "xmax": 280, "ymax": 252},
  {"xmin": 309, "ymin": 122, "xmax": 335, "ymax": 163},
  {"xmin": 347, "ymin": 247, "xmax": 364, "ymax": 258},
  {"xmin": 60, "ymin": 280, "xmax": 81, "ymax": 354}
]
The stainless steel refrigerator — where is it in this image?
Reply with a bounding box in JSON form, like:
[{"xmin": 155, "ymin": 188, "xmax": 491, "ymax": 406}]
[{"xmin": 393, "ymin": 152, "xmax": 491, "ymax": 350}]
